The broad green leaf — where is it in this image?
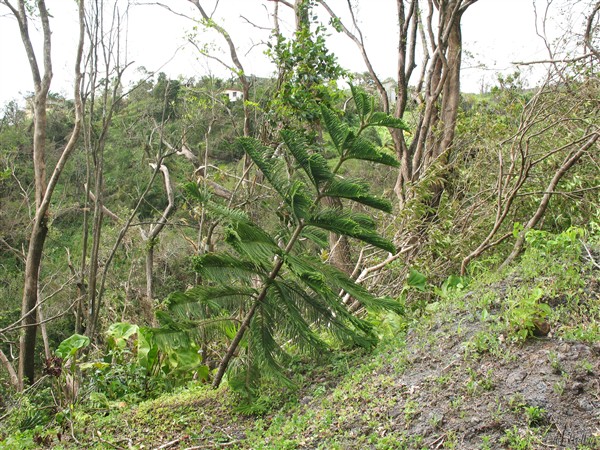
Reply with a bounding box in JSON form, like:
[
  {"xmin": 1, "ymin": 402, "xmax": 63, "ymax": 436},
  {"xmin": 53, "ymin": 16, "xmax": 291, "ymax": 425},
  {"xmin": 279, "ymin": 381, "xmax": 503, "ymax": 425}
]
[
  {"xmin": 56, "ymin": 334, "xmax": 90, "ymax": 359},
  {"xmin": 106, "ymin": 322, "xmax": 139, "ymax": 350},
  {"xmin": 407, "ymin": 268, "xmax": 428, "ymax": 292},
  {"xmin": 137, "ymin": 327, "xmax": 159, "ymax": 371}
]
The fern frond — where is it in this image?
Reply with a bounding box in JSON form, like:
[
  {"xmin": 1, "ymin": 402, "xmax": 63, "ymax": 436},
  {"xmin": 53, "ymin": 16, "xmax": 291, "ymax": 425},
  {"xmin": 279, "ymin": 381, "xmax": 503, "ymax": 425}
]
[
  {"xmin": 350, "ymin": 84, "xmax": 374, "ymax": 119},
  {"xmin": 281, "ymin": 260, "xmax": 377, "ymax": 348},
  {"xmin": 287, "ymin": 180, "xmax": 313, "ymax": 220},
  {"xmin": 266, "ymin": 281, "xmax": 328, "ymax": 355},
  {"xmin": 300, "ymin": 226, "xmax": 328, "ymax": 248},
  {"xmin": 225, "ymin": 221, "xmax": 282, "ymax": 263},
  {"xmin": 346, "ymin": 134, "xmax": 400, "ymax": 168},
  {"xmin": 193, "ymin": 253, "xmax": 263, "ymax": 284},
  {"xmin": 282, "ymin": 129, "xmax": 334, "ymax": 188},
  {"xmin": 154, "ymin": 312, "xmax": 239, "ymax": 354},
  {"xmin": 320, "ymin": 105, "xmax": 350, "ymax": 154},
  {"xmin": 367, "ymin": 112, "xmax": 410, "ymax": 130},
  {"xmin": 247, "ymin": 307, "xmax": 292, "ymax": 384},
  {"xmin": 318, "ymin": 263, "xmax": 404, "ymax": 315},
  {"xmin": 322, "ymin": 178, "xmax": 393, "ymax": 213},
  {"xmin": 183, "ymin": 182, "xmax": 248, "ymax": 223},
  {"xmin": 166, "ymin": 286, "xmax": 256, "ymax": 320},
  {"xmin": 236, "ymin": 137, "xmax": 289, "ymax": 198},
  {"xmin": 308, "ymin": 209, "xmax": 396, "ymax": 253}
]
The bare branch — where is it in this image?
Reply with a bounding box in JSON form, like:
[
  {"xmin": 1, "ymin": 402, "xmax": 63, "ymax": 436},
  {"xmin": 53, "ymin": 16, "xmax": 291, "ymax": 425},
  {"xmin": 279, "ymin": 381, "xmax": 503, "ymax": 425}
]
[
  {"xmin": 584, "ymin": 0, "xmax": 600, "ymax": 60},
  {"xmin": 582, "ymin": 240, "xmax": 600, "ymax": 270},
  {"xmin": 135, "ymin": 1, "xmax": 196, "ymax": 21},
  {"xmin": 267, "ymin": 0, "xmax": 293, "ymax": 8},
  {"xmin": 85, "ymin": 185, "xmax": 121, "ymax": 222},
  {"xmin": 512, "ymin": 53, "xmax": 595, "ymax": 65},
  {"xmin": 0, "ymin": 349, "xmax": 18, "ymax": 388},
  {"xmin": 0, "ymin": 237, "xmax": 25, "ymax": 261},
  {"xmin": 1, "ymin": 275, "xmax": 77, "ymax": 335},
  {"xmin": 317, "ymin": 0, "xmax": 389, "ymax": 112},
  {"xmin": 240, "ymin": 14, "xmax": 270, "ymax": 30}
]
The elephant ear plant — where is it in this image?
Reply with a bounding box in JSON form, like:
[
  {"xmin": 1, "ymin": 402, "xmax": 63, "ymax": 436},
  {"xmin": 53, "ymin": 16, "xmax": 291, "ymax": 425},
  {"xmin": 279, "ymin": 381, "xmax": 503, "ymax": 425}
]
[{"xmin": 157, "ymin": 86, "xmax": 409, "ymax": 392}]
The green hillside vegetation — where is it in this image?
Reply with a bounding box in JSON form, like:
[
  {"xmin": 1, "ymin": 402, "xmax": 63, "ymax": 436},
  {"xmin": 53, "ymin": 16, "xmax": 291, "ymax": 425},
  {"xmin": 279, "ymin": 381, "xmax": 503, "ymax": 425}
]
[
  {"xmin": 3, "ymin": 227, "xmax": 599, "ymax": 449},
  {"xmin": 1, "ymin": 0, "xmax": 599, "ymax": 448}
]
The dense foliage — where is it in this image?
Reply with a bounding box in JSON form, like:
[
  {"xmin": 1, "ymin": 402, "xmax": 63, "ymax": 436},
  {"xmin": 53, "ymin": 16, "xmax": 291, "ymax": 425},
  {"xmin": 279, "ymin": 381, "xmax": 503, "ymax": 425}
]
[{"xmin": 0, "ymin": 0, "xmax": 598, "ymax": 447}]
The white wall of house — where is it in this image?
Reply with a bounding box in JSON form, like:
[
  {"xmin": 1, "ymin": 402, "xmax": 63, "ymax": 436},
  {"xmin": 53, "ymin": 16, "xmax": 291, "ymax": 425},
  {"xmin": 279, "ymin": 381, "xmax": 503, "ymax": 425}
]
[{"xmin": 224, "ymin": 89, "xmax": 243, "ymax": 102}]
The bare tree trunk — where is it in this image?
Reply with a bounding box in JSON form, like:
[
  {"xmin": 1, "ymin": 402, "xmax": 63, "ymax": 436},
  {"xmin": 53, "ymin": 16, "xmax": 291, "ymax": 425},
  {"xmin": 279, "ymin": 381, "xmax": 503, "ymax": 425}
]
[
  {"xmin": 318, "ymin": 0, "xmax": 475, "ymax": 215},
  {"xmin": 2, "ymin": 0, "xmax": 85, "ymax": 387},
  {"xmin": 187, "ymin": 1, "xmax": 251, "ymax": 138},
  {"xmin": 37, "ymin": 285, "xmax": 51, "ymax": 360},
  {"xmin": 144, "ymin": 245, "xmax": 155, "ymax": 323},
  {"xmin": 141, "ymin": 163, "xmax": 175, "ymax": 325},
  {"xmin": 82, "ymin": 0, "xmax": 129, "ymax": 340}
]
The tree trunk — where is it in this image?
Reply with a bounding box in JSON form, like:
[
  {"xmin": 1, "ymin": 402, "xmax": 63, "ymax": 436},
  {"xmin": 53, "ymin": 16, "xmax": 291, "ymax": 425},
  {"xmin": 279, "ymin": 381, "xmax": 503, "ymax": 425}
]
[
  {"xmin": 12, "ymin": 0, "xmax": 85, "ymax": 386},
  {"xmin": 19, "ymin": 219, "xmax": 47, "ymax": 387},
  {"xmin": 144, "ymin": 245, "xmax": 156, "ymax": 324}
]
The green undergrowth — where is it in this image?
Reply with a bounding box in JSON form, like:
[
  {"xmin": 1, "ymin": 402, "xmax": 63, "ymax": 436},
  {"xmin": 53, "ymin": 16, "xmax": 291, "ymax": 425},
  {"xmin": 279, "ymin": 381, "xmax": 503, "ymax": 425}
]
[{"xmin": 2, "ymin": 228, "xmax": 598, "ymax": 449}]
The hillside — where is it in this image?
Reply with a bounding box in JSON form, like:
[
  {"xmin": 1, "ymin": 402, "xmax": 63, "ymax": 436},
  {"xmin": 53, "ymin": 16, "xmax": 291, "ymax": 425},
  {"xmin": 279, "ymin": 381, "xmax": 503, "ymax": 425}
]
[
  {"xmin": 3, "ymin": 229, "xmax": 598, "ymax": 449},
  {"xmin": 1, "ymin": 2, "xmax": 599, "ymax": 449}
]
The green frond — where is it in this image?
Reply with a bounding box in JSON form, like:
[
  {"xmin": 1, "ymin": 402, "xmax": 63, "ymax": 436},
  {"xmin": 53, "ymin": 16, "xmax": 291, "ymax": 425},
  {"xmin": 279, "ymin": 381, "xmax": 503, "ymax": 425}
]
[
  {"xmin": 153, "ymin": 312, "xmax": 236, "ymax": 353},
  {"xmin": 300, "ymin": 226, "xmax": 328, "ymax": 248},
  {"xmin": 282, "ymin": 128, "xmax": 334, "ymax": 187},
  {"xmin": 236, "ymin": 137, "xmax": 289, "ymax": 198},
  {"xmin": 307, "ymin": 209, "xmax": 396, "ymax": 253},
  {"xmin": 205, "ymin": 202, "xmax": 249, "ymax": 224},
  {"xmin": 183, "ymin": 182, "xmax": 248, "ymax": 223},
  {"xmin": 307, "ymin": 153, "xmax": 334, "ymax": 184},
  {"xmin": 281, "ymin": 262, "xmax": 377, "ymax": 349},
  {"xmin": 350, "ymin": 84, "xmax": 374, "ymax": 119},
  {"xmin": 320, "ymin": 105, "xmax": 350, "ymax": 154},
  {"xmin": 247, "ymin": 307, "xmax": 291, "ymax": 382},
  {"xmin": 225, "ymin": 221, "xmax": 282, "ymax": 263},
  {"xmin": 266, "ymin": 281, "xmax": 328, "ymax": 355},
  {"xmin": 287, "ymin": 180, "xmax": 313, "ymax": 219},
  {"xmin": 164, "ymin": 291, "xmax": 220, "ymax": 319},
  {"xmin": 192, "ymin": 253, "xmax": 263, "ymax": 284},
  {"xmin": 346, "ymin": 134, "xmax": 400, "ymax": 168},
  {"xmin": 183, "ymin": 182, "xmax": 209, "ymax": 203},
  {"xmin": 348, "ymin": 212, "xmax": 377, "ymax": 229},
  {"xmin": 166, "ymin": 286, "xmax": 256, "ymax": 320},
  {"xmin": 281, "ymin": 129, "xmax": 310, "ymax": 166},
  {"xmin": 285, "ymin": 253, "xmax": 402, "ymax": 336},
  {"xmin": 283, "ymin": 254, "xmax": 381, "ymax": 330},
  {"xmin": 318, "ymin": 263, "xmax": 404, "ymax": 315},
  {"xmin": 367, "ymin": 111, "xmax": 410, "ymax": 131},
  {"xmin": 322, "ymin": 178, "xmax": 393, "ymax": 213}
]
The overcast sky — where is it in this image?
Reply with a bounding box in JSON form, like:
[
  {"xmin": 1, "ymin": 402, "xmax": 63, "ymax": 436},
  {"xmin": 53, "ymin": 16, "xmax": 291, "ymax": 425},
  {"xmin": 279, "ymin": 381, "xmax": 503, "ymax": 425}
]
[{"xmin": 0, "ymin": 0, "xmax": 588, "ymax": 109}]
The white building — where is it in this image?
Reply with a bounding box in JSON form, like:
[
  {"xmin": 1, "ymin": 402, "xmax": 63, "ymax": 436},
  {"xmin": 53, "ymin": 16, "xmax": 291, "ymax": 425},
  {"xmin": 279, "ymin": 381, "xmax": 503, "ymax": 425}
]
[{"xmin": 223, "ymin": 89, "xmax": 243, "ymax": 102}]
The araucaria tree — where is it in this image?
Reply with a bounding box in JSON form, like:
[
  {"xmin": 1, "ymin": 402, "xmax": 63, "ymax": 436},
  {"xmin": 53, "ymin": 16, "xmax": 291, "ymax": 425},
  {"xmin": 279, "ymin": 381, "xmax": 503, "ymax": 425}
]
[{"xmin": 157, "ymin": 87, "xmax": 408, "ymax": 390}]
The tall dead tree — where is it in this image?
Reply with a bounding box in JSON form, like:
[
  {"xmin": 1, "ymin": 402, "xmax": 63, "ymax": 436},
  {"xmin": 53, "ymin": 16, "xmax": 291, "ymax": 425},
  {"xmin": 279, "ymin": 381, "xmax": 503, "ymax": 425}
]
[
  {"xmin": 82, "ymin": 0, "xmax": 130, "ymax": 340},
  {"xmin": 0, "ymin": 0, "xmax": 85, "ymax": 387},
  {"xmin": 319, "ymin": 0, "xmax": 478, "ymax": 208},
  {"xmin": 187, "ymin": 0, "xmax": 251, "ymax": 139},
  {"xmin": 140, "ymin": 162, "xmax": 175, "ymax": 324}
]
